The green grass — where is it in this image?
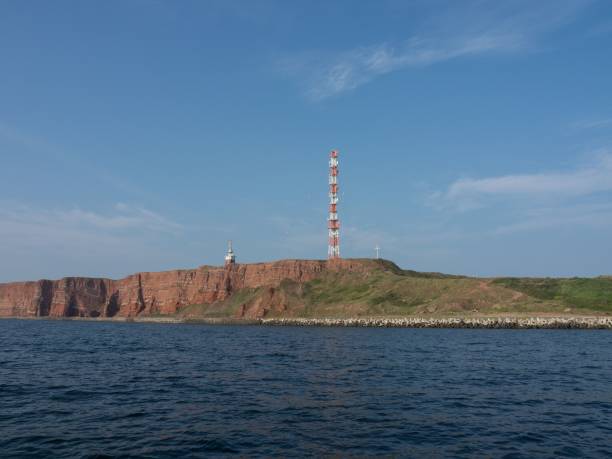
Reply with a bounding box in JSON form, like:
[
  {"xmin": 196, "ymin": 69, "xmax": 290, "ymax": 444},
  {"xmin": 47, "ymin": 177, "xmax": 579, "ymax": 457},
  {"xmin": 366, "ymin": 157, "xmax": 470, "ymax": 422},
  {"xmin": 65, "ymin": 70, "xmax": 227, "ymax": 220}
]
[
  {"xmin": 296, "ymin": 266, "xmax": 498, "ymax": 316},
  {"xmin": 176, "ymin": 260, "xmax": 612, "ymax": 319},
  {"xmin": 492, "ymin": 277, "xmax": 612, "ymax": 311},
  {"xmin": 178, "ymin": 287, "xmax": 264, "ymax": 318}
]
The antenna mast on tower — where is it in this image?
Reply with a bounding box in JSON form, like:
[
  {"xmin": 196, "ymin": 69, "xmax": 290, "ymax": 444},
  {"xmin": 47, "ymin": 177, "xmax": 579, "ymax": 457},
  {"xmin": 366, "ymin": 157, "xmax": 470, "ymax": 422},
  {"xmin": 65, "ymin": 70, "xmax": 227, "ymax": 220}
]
[{"xmin": 328, "ymin": 150, "xmax": 340, "ymax": 259}]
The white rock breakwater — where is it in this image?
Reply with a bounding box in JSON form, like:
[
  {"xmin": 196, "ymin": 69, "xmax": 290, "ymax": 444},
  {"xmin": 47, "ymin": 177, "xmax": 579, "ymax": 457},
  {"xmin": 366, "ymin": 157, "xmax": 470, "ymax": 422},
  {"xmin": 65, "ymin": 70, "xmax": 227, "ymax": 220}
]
[{"xmin": 259, "ymin": 316, "xmax": 612, "ymax": 329}]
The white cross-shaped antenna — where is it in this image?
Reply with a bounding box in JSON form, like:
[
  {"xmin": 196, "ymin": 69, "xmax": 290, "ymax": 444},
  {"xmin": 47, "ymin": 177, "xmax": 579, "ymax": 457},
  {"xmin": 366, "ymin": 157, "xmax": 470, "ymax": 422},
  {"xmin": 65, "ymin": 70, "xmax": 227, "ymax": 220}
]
[{"xmin": 375, "ymin": 245, "xmax": 380, "ymax": 259}]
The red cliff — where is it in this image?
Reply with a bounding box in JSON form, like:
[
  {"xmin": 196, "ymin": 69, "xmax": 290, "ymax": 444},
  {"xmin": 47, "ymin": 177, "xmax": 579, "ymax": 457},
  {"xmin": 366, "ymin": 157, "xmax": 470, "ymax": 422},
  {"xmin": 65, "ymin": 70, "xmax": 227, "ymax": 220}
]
[{"xmin": 0, "ymin": 259, "xmax": 371, "ymax": 318}]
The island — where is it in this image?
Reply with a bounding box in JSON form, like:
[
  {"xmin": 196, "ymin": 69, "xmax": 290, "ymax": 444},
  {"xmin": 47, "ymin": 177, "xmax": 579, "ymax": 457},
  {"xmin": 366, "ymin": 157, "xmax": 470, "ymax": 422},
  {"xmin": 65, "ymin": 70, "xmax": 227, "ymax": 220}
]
[{"xmin": 1, "ymin": 259, "xmax": 611, "ymax": 328}]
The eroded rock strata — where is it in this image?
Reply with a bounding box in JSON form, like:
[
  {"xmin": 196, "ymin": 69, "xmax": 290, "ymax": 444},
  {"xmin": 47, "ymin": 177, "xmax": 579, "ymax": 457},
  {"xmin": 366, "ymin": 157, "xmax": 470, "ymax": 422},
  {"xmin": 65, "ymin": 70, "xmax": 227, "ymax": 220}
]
[{"xmin": 0, "ymin": 259, "xmax": 364, "ymax": 318}]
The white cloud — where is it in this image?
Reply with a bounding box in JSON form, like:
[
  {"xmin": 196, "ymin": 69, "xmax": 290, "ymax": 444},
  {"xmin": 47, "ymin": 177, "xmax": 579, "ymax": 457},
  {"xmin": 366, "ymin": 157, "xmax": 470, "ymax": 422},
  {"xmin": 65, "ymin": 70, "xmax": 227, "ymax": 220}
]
[
  {"xmin": 0, "ymin": 202, "xmax": 183, "ymax": 250},
  {"xmin": 445, "ymin": 153, "xmax": 612, "ymax": 200},
  {"xmin": 302, "ymin": 34, "xmax": 522, "ymax": 101},
  {"xmin": 426, "ymin": 153, "xmax": 612, "ymax": 237},
  {"xmin": 494, "ymin": 203, "xmax": 612, "ymax": 234},
  {"xmin": 281, "ymin": 0, "xmax": 590, "ymax": 100}
]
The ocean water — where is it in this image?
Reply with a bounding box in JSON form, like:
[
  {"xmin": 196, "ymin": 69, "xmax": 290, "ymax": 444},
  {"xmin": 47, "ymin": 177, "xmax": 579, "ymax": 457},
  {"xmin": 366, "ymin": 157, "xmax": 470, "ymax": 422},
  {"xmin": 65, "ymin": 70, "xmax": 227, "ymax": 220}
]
[{"xmin": 1, "ymin": 320, "xmax": 611, "ymax": 458}]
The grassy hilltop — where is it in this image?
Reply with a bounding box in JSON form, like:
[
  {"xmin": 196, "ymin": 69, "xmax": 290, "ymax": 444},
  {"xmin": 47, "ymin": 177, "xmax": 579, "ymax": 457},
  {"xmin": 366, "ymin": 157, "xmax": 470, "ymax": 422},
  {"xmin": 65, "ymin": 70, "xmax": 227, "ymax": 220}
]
[{"xmin": 179, "ymin": 260, "xmax": 612, "ymax": 319}]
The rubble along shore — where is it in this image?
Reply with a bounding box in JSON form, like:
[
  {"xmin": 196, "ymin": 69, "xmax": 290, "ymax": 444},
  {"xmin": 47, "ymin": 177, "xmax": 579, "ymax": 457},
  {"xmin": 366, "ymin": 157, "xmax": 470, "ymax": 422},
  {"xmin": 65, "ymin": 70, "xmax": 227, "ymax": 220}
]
[
  {"xmin": 258, "ymin": 316, "xmax": 612, "ymax": 329},
  {"xmin": 3, "ymin": 315, "xmax": 612, "ymax": 329}
]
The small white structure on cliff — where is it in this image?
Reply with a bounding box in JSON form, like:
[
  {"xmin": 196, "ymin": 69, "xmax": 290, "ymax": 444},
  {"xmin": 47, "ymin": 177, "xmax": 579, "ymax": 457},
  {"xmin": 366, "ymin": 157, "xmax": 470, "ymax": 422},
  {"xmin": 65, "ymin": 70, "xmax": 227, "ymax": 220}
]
[{"xmin": 225, "ymin": 240, "xmax": 236, "ymax": 266}]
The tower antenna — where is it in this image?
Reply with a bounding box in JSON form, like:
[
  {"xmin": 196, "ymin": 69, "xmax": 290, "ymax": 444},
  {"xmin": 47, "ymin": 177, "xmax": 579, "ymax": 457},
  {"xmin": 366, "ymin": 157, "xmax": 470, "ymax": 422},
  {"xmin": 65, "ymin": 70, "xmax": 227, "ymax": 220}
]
[{"xmin": 328, "ymin": 150, "xmax": 340, "ymax": 260}]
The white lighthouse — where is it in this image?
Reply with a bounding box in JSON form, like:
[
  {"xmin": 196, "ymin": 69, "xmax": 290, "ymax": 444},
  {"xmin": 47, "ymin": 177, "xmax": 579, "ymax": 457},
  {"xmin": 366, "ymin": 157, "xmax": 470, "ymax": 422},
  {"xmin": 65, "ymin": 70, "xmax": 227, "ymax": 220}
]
[{"xmin": 224, "ymin": 240, "xmax": 236, "ymax": 266}]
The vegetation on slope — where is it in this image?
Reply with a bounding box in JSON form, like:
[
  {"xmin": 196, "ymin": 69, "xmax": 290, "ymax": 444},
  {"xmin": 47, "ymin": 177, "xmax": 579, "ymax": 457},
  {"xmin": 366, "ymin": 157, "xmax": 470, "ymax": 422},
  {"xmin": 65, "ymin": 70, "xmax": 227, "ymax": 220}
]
[
  {"xmin": 177, "ymin": 260, "xmax": 612, "ymax": 318},
  {"xmin": 179, "ymin": 287, "xmax": 264, "ymax": 318},
  {"xmin": 293, "ymin": 268, "xmax": 556, "ymax": 317},
  {"xmin": 492, "ymin": 277, "xmax": 612, "ymax": 312}
]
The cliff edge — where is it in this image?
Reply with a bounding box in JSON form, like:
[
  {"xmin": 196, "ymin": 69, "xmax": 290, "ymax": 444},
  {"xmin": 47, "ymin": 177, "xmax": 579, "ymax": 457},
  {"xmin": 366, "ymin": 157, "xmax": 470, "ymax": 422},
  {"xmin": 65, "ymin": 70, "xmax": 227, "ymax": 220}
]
[
  {"xmin": 1, "ymin": 259, "xmax": 611, "ymax": 319},
  {"xmin": 0, "ymin": 259, "xmax": 380, "ymax": 318}
]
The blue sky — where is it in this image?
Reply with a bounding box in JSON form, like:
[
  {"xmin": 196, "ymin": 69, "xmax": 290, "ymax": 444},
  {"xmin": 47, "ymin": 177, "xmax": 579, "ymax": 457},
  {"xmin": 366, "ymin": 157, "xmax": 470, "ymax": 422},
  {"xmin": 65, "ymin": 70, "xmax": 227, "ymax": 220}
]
[{"xmin": 1, "ymin": 0, "xmax": 612, "ymax": 281}]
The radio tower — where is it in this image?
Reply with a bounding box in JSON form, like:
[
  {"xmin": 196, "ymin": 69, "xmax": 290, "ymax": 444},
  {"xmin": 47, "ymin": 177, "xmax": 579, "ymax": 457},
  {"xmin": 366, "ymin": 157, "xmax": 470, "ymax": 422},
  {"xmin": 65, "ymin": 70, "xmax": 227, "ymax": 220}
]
[{"xmin": 328, "ymin": 150, "xmax": 340, "ymax": 259}]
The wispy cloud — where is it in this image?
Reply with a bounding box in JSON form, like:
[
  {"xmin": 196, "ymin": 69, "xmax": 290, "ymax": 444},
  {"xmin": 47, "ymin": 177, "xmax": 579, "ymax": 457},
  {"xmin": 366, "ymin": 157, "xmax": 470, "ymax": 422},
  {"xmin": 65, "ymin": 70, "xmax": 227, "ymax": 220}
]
[
  {"xmin": 0, "ymin": 122, "xmax": 67, "ymax": 160},
  {"xmin": 281, "ymin": 0, "xmax": 590, "ymax": 100},
  {"xmin": 0, "ymin": 202, "xmax": 183, "ymax": 249},
  {"xmin": 443, "ymin": 153, "xmax": 612, "ymax": 202},
  {"xmin": 494, "ymin": 202, "xmax": 612, "ymax": 234},
  {"xmin": 572, "ymin": 118, "xmax": 612, "ymax": 129},
  {"xmin": 0, "ymin": 202, "xmax": 192, "ymax": 281},
  {"xmin": 302, "ymin": 35, "xmax": 521, "ymax": 101},
  {"xmin": 427, "ymin": 152, "xmax": 612, "ymax": 237},
  {"xmin": 0, "ymin": 121, "xmax": 156, "ymax": 199}
]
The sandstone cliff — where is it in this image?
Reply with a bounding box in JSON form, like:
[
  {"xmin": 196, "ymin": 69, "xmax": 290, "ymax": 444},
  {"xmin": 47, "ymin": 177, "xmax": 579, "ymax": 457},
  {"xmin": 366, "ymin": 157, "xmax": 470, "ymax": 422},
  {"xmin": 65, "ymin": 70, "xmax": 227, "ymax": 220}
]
[
  {"xmin": 0, "ymin": 259, "xmax": 371, "ymax": 318},
  {"xmin": 3, "ymin": 260, "xmax": 610, "ymax": 319}
]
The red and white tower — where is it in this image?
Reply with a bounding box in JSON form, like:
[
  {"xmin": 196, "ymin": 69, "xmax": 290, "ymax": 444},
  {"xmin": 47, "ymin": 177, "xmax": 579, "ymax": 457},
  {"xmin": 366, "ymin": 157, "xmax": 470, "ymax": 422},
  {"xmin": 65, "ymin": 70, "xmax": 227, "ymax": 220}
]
[{"xmin": 328, "ymin": 150, "xmax": 340, "ymax": 259}]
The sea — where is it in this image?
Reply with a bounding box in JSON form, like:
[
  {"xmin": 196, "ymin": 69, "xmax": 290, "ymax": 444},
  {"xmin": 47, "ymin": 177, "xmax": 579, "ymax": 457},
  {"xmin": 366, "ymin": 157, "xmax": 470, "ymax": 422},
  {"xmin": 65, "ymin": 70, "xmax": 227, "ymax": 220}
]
[{"xmin": 1, "ymin": 319, "xmax": 611, "ymax": 458}]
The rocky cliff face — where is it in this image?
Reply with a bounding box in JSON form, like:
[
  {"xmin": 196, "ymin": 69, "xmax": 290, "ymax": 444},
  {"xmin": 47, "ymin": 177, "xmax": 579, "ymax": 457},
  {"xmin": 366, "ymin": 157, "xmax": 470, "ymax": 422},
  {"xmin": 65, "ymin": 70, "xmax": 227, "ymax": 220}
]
[{"xmin": 0, "ymin": 259, "xmax": 368, "ymax": 318}]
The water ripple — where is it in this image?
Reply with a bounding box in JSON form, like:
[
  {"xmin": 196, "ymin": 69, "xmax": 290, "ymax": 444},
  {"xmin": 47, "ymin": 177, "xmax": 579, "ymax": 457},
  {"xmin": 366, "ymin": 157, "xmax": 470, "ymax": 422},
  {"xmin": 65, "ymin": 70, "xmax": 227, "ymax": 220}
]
[{"xmin": 1, "ymin": 320, "xmax": 611, "ymax": 457}]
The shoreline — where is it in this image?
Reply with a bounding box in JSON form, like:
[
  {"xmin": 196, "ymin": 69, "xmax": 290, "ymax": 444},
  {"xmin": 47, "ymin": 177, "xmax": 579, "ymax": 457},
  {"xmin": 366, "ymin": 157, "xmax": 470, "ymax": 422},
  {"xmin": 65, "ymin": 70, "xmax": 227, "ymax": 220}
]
[
  {"xmin": 258, "ymin": 316, "xmax": 612, "ymax": 329},
  {"xmin": 2, "ymin": 315, "xmax": 612, "ymax": 329}
]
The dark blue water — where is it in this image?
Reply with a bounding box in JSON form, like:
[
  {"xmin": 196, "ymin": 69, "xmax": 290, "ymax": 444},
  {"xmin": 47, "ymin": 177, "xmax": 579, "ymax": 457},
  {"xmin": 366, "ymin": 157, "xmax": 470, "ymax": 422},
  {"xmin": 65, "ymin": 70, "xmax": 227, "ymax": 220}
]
[{"xmin": 1, "ymin": 320, "xmax": 612, "ymax": 458}]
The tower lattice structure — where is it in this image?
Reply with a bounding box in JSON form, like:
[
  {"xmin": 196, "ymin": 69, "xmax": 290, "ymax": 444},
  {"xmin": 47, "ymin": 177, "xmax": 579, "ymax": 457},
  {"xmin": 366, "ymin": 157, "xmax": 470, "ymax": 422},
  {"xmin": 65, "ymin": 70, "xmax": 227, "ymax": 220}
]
[{"xmin": 328, "ymin": 150, "xmax": 340, "ymax": 259}]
